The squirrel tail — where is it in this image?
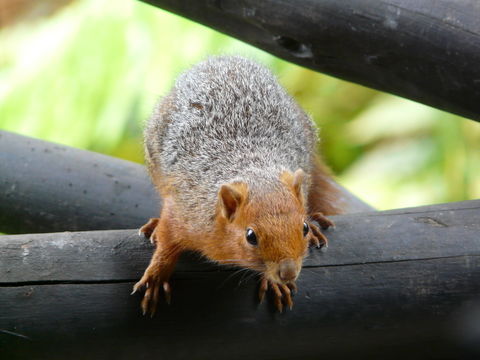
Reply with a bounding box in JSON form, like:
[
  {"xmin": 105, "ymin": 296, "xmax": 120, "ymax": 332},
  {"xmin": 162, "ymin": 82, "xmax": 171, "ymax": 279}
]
[{"xmin": 307, "ymin": 154, "xmax": 344, "ymax": 215}]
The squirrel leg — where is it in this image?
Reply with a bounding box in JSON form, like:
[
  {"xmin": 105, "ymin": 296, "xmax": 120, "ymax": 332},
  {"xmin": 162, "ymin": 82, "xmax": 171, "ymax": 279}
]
[
  {"xmin": 132, "ymin": 214, "xmax": 181, "ymax": 317},
  {"xmin": 259, "ymin": 278, "xmax": 296, "ymax": 312},
  {"xmin": 138, "ymin": 217, "xmax": 160, "ymax": 244}
]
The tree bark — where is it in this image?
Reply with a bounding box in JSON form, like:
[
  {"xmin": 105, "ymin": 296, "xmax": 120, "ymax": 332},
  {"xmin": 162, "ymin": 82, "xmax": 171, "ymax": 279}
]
[{"xmin": 142, "ymin": 0, "xmax": 480, "ymax": 121}]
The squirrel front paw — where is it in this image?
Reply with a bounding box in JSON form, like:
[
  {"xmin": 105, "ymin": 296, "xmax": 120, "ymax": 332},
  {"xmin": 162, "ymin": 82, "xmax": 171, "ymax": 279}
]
[
  {"xmin": 258, "ymin": 277, "xmax": 297, "ymax": 312},
  {"xmin": 131, "ymin": 265, "xmax": 172, "ymax": 317}
]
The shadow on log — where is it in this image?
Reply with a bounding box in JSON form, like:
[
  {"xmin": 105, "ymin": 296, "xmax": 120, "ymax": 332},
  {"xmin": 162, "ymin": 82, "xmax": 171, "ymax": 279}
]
[
  {"xmin": 141, "ymin": 0, "xmax": 480, "ymax": 121},
  {"xmin": 1, "ymin": 200, "xmax": 479, "ymax": 359},
  {"xmin": 0, "ymin": 130, "xmax": 373, "ymax": 234}
]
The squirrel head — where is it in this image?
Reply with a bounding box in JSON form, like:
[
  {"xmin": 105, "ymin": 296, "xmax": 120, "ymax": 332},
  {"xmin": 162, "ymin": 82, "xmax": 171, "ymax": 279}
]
[{"xmin": 216, "ymin": 169, "xmax": 309, "ymax": 285}]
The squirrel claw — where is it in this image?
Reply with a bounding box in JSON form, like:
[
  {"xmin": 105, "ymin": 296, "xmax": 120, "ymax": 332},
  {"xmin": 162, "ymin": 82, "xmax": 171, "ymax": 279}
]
[
  {"xmin": 259, "ymin": 278, "xmax": 268, "ymax": 304},
  {"xmin": 163, "ymin": 282, "xmax": 172, "ymax": 305},
  {"xmin": 138, "ymin": 218, "xmax": 160, "ymax": 241},
  {"xmin": 287, "ymin": 282, "xmax": 298, "ymax": 295},
  {"xmin": 259, "ymin": 278, "xmax": 295, "ymax": 312},
  {"xmin": 308, "ymin": 221, "xmax": 329, "ymax": 249},
  {"xmin": 311, "ymin": 212, "xmax": 335, "ymax": 230},
  {"xmin": 132, "ymin": 273, "xmax": 171, "ymax": 317}
]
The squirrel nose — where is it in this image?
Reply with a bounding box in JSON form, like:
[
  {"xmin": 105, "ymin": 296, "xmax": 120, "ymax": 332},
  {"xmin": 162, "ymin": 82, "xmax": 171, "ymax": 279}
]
[{"xmin": 278, "ymin": 258, "xmax": 297, "ymax": 282}]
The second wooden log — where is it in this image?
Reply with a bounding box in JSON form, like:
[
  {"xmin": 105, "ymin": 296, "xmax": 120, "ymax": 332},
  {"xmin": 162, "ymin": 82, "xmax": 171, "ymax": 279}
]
[{"xmin": 1, "ymin": 200, "xmax": 479, "ymax": 359}]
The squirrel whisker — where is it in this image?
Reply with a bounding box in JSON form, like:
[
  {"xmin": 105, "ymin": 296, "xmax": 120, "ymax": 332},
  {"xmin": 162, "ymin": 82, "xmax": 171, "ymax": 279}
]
[{"xmin": 217, "ymin": 267, "xmax": 253, "ymax": 290}]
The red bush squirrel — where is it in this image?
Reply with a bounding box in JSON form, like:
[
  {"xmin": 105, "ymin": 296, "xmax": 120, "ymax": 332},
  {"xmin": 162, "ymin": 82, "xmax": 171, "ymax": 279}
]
[{"xmin": 132, "ymin": 56, "xmax": 342, "ymax": 315}]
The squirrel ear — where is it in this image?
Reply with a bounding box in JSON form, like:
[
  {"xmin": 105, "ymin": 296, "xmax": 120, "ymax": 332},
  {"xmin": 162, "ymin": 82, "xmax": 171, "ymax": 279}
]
[
  {"xmin": 281, "ymin": 169, "xmax": 305, "ymax": 201},
  {"xmin": 292, "ymin": 169, "xmax": 305, "ymax": 197},
  {"xmin": 218, "ymin": 182, "xmax": 247, "ymax": 222}
]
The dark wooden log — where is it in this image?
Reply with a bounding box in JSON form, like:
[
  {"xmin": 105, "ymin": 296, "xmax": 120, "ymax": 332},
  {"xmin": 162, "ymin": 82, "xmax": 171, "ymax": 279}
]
[
  {"xmin": 0, "ymin": 130, "xmax": 160, "ymax": 234},
  {"xmin": 0, "ymin": 130, "xmax": 373, "ymax": 234},
  {"xmin": 1, "ymin": 200, "xmax": 479, "ymax": 359},
  {"xmin": 141, "ymin": 0, "xmax": 480, "ymax": 121}
]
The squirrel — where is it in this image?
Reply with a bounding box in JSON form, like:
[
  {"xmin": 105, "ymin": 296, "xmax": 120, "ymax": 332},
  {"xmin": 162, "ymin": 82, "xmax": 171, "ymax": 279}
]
[{"xmin": 132, "ymin": 55, "xmax": 342, "ymax": 315}]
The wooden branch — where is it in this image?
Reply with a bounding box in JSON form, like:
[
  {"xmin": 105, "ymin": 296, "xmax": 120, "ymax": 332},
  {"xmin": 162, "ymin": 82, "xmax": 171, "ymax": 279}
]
[
  {"xmin": 1, "ymin": 200, "xmax": 479, "ymax": 359},
  {"xmin": 141, "ymin": 0, "xmax": 480, "ymax": 121},
  {"xmin": 0, "ymin": 130, "xmax": 373, "ymax": 234},
  {"xmin": 0, "ymin": 130, "xmax": 160, "ymax": 234}
]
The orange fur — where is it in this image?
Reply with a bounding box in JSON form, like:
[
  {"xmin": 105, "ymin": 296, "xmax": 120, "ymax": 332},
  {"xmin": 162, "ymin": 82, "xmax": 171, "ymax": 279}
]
[{"xmin": 136, "ymin": 167, "xmax": 337, "ymax": 315}]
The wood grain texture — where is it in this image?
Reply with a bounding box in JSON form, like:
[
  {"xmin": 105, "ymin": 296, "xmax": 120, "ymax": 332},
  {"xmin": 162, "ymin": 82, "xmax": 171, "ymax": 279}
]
[
  {"xmin": 142, "ymin": 0, "xmax": 480, "ymax": 121},
  {"xmin": 1, "ymin": 200, "xmax": 479, "ymax": 359},
  {"xmin": 0, "ymin": 130, "xmax": 373, "ymax": 235}
]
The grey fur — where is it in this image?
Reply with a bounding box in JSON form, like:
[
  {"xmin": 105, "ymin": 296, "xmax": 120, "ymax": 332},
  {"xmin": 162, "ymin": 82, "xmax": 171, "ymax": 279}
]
[{"xmin": 145, "ymin": 56, "xmax": 318, "ymax": 229}]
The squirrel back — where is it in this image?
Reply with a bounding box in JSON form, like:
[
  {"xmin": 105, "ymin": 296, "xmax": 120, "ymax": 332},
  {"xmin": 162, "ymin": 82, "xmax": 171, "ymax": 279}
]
[{"xmin": 145, "ymin": 56, "xmax": 320, "ymax": 229}]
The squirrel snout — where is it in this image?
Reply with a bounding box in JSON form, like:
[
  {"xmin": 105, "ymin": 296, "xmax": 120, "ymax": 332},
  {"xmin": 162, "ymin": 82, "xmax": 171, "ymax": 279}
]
[{"xmin": 278, "ymin": 258, "xmax": 298, "ymax": 282}]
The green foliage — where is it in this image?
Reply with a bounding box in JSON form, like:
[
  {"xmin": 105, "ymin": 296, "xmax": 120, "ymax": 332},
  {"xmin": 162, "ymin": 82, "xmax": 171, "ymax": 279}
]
[{"xmin": 0, "ymin": 0, "xmax": 478, "ymax": 210}]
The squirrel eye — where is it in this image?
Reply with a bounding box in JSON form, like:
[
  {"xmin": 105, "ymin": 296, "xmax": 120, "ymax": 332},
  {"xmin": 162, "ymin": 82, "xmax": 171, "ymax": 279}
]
[
  {"xmin": 303, "ymin": 222, "xmax": 309, "ymax": 237},
  {"xmin": 246, "ymin": 228, "xmax": 258, "ymax": 246}
]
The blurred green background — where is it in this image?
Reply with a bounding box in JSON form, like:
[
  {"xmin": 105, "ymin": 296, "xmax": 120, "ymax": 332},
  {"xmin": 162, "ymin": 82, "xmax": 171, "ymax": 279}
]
[{"xmin": 1, "ymin": 0, "xmax": 479, "ymax": 210}]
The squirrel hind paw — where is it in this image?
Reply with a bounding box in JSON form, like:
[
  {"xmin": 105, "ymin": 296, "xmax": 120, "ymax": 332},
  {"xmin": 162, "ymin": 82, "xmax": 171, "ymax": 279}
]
[
  {"xmin": 138, "ymin": 217, "xmax": 160, "ymax": 242},
  {"xmin": 311, "ymin": 212, "xmax": 335, "ymax": 230},
  {"xmin": 308, "ymin": 221, "xmax": 329, "ymax": 249}
]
